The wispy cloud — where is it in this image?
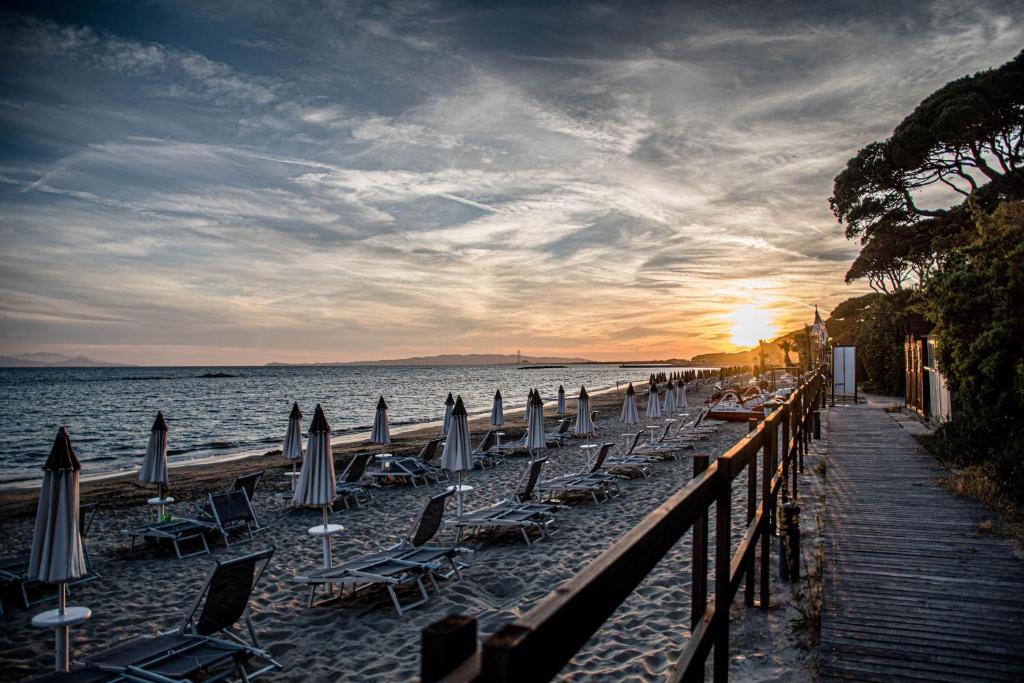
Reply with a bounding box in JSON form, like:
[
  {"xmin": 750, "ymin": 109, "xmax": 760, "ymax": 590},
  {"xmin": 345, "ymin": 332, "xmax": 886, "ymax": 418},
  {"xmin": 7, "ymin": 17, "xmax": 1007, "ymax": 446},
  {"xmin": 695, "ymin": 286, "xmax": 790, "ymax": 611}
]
[{"xmin": 0, "ymin": 2, "xmax": 1021, "ymax": 363}]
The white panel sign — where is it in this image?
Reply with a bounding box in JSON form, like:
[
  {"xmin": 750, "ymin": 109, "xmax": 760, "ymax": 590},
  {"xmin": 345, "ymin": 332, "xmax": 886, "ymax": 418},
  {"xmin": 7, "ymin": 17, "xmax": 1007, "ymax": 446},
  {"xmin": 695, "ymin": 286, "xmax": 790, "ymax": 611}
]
[{"xmin": 833, "ymin": 346, "xmax": 857, "ymax": 400}]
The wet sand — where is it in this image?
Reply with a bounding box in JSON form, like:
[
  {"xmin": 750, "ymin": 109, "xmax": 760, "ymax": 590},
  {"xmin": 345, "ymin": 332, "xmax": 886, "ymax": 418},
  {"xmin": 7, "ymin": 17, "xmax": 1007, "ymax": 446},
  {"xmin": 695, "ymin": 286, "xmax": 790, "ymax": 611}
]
[{"xmin": 0, "ymin": 384, "xmax": 818, "ymax": 681}]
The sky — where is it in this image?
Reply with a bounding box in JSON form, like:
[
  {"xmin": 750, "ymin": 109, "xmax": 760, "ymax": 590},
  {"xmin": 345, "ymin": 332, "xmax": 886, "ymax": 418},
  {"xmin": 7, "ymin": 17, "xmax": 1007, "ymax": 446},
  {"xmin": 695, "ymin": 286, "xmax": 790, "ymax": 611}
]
[{"xmin": 0, "ymin": 1, "xmax": 1020, "ymax": 365}]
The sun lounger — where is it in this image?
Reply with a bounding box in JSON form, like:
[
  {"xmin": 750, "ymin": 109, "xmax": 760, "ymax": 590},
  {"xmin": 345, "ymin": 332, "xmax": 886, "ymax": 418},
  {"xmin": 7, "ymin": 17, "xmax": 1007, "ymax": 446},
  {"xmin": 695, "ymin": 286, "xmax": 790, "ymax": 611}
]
[
  {"xmin": 472, "ymin": 430, "xmax": 501, "ymax": 469},
  {"xmin": 446, "ymin": 458, "xmax": 562, "ymax": 545},
  {"xmin": 544, "ymin": 418, "xmax": 572, "ymax": 446},
  {"xmin": 1, "ymin": 504, "xmax": 100, "ymax": 614},
  {"xmin": 536, "ymin": 444, "xmax": 621, "ymax": 504},
  {"xmin": 126, "ymin": 517, "xmax": 213, "ymax": 559},
  {"xmin": 197, "ymin": 470, "xmax": 265, "ymax": 529},
  {"xmin": 335, "ymin": 452, "xmax": 376, "ymax": 508},
  {"xmin": 30, "ymin": 548, "xmax": 280, "ymax": 683},
  {"xmin": 203, "ymin": 489, "xmax": 262, "ymax": 547},
  {"xmin": 416, "ymin": 438, "xmax": 449, "ymax": 482},
  {"xmin": 365, "ymin": 454, "xmax": 438, "ymax": 487},
  {"xmin": 294, "ymin": 491, "xmax": 464, "ymax": 615}
]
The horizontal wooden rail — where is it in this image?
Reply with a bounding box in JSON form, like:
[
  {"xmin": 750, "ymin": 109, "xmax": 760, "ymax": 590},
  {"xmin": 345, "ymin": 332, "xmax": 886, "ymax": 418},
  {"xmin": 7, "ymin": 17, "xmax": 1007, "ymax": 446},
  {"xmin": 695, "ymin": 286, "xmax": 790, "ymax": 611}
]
[{"xmin": 423, "ymin": 370, "xmax": 825, "ymax": 683}]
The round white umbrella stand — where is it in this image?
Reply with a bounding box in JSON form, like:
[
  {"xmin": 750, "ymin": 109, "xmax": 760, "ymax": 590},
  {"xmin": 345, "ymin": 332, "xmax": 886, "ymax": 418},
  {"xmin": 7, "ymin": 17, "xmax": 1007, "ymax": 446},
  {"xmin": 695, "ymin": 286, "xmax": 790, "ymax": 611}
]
[{"xmin": 30, "ymin": 427, "xmax": 90, "ymax": 672}]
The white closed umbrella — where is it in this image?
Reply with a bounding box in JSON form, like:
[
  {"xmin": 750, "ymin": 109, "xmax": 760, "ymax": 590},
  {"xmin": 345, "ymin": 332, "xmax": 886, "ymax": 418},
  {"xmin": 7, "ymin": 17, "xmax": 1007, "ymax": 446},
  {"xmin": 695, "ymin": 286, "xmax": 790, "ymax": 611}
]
[
  {"xmin": 556, "ymin": 385, "xmax": 566, "ymax": 416},
  {"xmin": 574, "ymin": 385, "xmax": 594, "ymax": 435},
  {"xmin": 679, "ymin": 381, "xmax": 688, "ymax": 410},
  {"xmin": 442, "ymin": 393, "xmax": 455, "ymax": 436},
  {"xmin": 621, "ymin": 383, "xmax": 639, "ymax": 425},
  {"xmin": 442, "ymin": 396, "xmax": 474, "ymax": 516},
  {"xmin": 282, "ymin": 402, "xmax": 304, "ymax": 491},
  {"xmin": 294, "ymin": 404, "xmax": 338, "ymax": 575},
  {"xmin": 526, "ymin": 389, "xmax": 546, "ymax": 450},
  {"xmin": 646, "ymin": 384, "xmax": 662, "ymax": 419},
  {"xmin": 29, "ymin": 427, "xmax": 89, "ymax": 672},
  {"xmin": 664, "ymin": 379, "xmax": 678, "ymax": 414},
  {"xmin": 371, "ymin": 395, "xmax": 391, "ymax": 455},
  {"xmin": 139, "ymin": 411, "xmax": 170, "ymax": 520},
  {"xmin": 490, "ymin": 389, "xmax": 504, "ymax": 427}
]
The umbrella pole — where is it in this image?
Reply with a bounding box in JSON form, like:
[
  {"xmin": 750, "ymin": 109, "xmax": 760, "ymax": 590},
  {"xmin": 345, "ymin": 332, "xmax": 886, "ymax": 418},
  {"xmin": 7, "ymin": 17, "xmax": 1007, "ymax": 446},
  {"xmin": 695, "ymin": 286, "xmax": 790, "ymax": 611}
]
[
  {"xmin": 456, "ymin": 471, "xmax": 464, "ymax": 518},
  {"xmin": 56, "ymin": 582, "xmax": 68, "ymax": 672}
]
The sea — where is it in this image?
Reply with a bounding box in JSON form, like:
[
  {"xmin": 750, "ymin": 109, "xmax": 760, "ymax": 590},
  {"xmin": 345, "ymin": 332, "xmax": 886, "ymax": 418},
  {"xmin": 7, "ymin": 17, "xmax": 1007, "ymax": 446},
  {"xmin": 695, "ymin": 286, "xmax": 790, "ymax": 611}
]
[{"xmin": 0, "ymin": 364, "xmax": 703, "ymax": 485}]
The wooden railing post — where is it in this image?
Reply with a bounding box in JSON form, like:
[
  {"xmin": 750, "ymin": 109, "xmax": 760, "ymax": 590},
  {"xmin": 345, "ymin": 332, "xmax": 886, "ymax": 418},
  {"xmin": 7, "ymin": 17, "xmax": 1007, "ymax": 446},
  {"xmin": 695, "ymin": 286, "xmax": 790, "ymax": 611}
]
[
  {"xmin": 744, "ymin": 422, "xmax": 757, "ymax": 607},
  {"xmin": 713, "ymin": 454, "xmax": 734, "ymax": 683},
  {"xmin": 780, "ymin": 406, "xmax": 790, "ymax": 511},
  {"xmin": 421, "ymin": 615, "xmax": 478, "ymax": 683},
  {"xmin": 759, "ymin": 415, "xmax": 774, "ymax": 609},
  {"xmin": 691, "ymin": 454, "xmax": 710, "ymax": 630}
]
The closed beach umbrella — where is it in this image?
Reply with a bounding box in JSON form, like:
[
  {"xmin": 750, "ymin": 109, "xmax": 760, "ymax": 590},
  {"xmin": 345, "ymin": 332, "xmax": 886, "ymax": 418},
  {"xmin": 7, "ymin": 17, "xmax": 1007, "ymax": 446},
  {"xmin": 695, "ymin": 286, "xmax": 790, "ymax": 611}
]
[
  {"xmin": 664, "ymin": 379, "xmax": 677, "ymax": 414},
  {"xmin": 293, "ymin": 404, "xmax": 336, "ymax": 512},
  {"xmin": 556, "ymin": 385, "xmax": 566, "ymax": 416},
  {"xmin": 646, "ymin": 384, "xmax": 662, "ymax": 419},
  {"xmin": 294, "ymin": 404, "xmax": 337, "ymax": 577},
  {"xmin": 282, "ymin": 402, "xmax": 304, "ymax": 490},
  {"xmin": 621, "ymin": 383, "xmax": 639, "ymax": 425},
  {"xmin": 442, "ymin": 393, "xmax": 455, "ymax": 436},
  {"xmin": 371, "ymin": 395, "xmax": 391, "ymax": 454},
  {"xmin": 441, "ymin": 396, "xmax": 473, "ymax": 516},
  {"xmin": 574, "ymin": 385, "xmax": 594, "ymax": 435},
  {"xmin": 526, "ymin": 389, "xmax": 546, "ymax": 450},
  {"xmin": 139, "ymin": 411, "xmax": 169, "ymax": 520},
  {"xmin": 678, "ymin": 381, "xmax": 688, "ymax": 410},
  {"xmin": 491, "ymin": 389, "xmax": 504, "ymax": 427},
  {"xmin": 29, "ymin": 427, "xmax": 88, "ymax": 672}
]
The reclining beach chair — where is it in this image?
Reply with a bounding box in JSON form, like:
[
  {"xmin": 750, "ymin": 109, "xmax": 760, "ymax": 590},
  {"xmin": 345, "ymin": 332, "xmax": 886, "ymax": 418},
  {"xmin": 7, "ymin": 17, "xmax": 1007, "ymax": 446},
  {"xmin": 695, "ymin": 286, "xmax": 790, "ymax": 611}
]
[
  {"xmin": 203, "ymin": 489, "xmax": 262, "ymax": 548},
  {"xmin": 598, "ymin": 432, "xmax": 655, "ymax": 477},
  {"xmin": 365, "ymin": 454, "xmax": 437, "ymax": 487},
  {"xmin": 472, "ymin": 430, "xmax": 501, "ymax": 469},
  {"xmin": 634, "ymin": 423, "xmax": 692, "ymax": 460},
  {"xmin": 446, "ymin": 458, "xmax": 562, "ymax": 545},
  {"xmin": 536, "ymin": 444, "xmax": 622, "ymax": 504},
  {"xmin": 1, "ymin": 503, "xmax": 100, "ymax": 613},
  {"xmin": 30, "ymin": 548, "xmax": 280, "ymax": 683},
  {"xmin": 197, "ymin": 470, "xmax": 265, "ymax": 528},
  {"xmin": 335, "ymin": 452, "xmax": 376, "ymax": 508},
  {"xmin": 126, "ymin": 516, "xmax": 213, "ymax": 560},
  {"xmin": 416, "ymin": 438, "xmax": 449, "ymax": 482},
  {"xmin": 294, "ymin": 490, "xmax": 464, "ymax": 615},
  {"xmin": 544, "ymin": 418, "xmax": 572, "ymax": 447}
]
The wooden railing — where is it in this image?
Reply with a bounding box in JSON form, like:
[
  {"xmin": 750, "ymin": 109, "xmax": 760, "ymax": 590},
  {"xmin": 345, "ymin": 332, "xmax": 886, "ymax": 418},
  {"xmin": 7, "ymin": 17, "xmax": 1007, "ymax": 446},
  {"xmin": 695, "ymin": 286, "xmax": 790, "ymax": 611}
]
[{"xmin": 421, "ymin": 370, "xmax": 826, "ymax": 683}]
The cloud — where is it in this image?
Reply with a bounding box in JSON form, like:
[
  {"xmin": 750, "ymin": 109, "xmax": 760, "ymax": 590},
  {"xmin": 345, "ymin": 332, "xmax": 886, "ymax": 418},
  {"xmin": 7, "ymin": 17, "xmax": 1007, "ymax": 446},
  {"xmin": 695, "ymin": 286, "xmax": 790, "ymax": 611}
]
[{"xmin": 0, "ymin": 1, "xmax": 1022, "ymax": 363}]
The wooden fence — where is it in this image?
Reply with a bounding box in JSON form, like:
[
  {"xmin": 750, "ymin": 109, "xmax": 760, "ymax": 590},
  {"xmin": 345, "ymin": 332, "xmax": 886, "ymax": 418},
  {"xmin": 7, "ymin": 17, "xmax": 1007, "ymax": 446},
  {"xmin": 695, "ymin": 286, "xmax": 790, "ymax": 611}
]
[{"xmin": 421, "ymin": 370, "xmax": 826, "ymax": 683}]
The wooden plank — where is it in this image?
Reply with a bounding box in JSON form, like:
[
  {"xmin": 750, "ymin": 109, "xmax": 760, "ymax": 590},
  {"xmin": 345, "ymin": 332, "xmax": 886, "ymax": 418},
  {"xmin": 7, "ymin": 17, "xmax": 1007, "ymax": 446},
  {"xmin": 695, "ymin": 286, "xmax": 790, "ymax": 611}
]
[{"xmin": 819, "ymin": 401, "xmax": 1024, "ymax": 682}]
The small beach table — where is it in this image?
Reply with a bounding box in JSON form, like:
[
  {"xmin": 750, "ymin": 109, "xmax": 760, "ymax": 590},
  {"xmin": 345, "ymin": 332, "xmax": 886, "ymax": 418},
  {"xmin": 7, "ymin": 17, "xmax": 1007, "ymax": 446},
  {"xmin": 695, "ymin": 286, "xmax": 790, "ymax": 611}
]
[
  {"xmin": 147, "ymin": 496, "xmax": 174, "ymax": 522},
  {"xmin": 308, "ymin": 522, "xmax": 344, "ymax": 594},
  {"xmin": 646, "ymin": 425, "xmax": 659, "ymax": 445},
  {"xmin": 579, "ymin": 444, "xmax": 599, "ymax": 469},
  {"xmin": 447, "ymin": 484, "xmax": 473, "ymax": 518},
  {"xmin": 33, "ymin": 603, "xmax": 91, "ymax": 672}
]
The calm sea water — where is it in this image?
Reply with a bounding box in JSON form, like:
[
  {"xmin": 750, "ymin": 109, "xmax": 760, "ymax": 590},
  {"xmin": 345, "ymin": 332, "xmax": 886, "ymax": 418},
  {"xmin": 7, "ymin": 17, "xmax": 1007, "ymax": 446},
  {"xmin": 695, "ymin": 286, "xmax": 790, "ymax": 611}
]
[{"xmin": 0, "ymin": 364, "xmax": 699, "ymax": 484}]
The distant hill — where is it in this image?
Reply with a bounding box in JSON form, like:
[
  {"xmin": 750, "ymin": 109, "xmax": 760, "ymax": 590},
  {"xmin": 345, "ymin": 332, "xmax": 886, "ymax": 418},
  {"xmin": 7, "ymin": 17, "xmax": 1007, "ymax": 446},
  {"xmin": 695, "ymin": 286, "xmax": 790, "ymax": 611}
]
[
  {"xmin": 267, "ymin": 353, "xmax": 593, "ymax": 367},
  {"xmin": 0, "ymin": 352, "xmax": 130, "ymax": 368}
]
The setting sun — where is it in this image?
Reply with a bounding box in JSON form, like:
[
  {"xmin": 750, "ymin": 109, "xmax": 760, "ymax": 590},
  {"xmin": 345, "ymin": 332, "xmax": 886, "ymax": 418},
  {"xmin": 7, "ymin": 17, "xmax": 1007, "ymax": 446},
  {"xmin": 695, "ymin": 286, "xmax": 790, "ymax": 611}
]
[{"xmin": 728, "ymin": 305, "xmax": 778, "ymax": 348}]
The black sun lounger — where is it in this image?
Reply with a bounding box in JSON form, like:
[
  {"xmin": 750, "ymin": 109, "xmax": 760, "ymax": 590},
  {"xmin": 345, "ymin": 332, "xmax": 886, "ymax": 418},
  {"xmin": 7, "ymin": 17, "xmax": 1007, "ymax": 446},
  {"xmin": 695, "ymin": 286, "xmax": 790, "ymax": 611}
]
[
  {"xmin": 30, "ymin": 548, "xmax": 280, "ymax": 683},
  {"xmin": 294, "ymin": 490, "xmax": 465, "ymax": 615},
  {"xmin": 446, "ymin": 458, "xmax": 562, "ymax": 545}
]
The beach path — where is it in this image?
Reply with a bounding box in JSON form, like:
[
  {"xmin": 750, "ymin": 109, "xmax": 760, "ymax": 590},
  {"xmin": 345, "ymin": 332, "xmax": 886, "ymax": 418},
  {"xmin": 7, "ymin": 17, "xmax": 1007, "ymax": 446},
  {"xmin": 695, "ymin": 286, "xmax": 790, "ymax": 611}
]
[{"xmin": 820, "ymin": 398, "xmax": 1024, "ymax": 682}]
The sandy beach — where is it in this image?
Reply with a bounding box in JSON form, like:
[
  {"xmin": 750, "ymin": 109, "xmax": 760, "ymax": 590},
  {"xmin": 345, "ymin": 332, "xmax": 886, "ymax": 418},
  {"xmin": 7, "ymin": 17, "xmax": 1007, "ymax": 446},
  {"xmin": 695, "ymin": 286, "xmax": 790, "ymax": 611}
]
[{"xmin": 0, "ymin": 384, "xmax": 816, "ymax": 681}]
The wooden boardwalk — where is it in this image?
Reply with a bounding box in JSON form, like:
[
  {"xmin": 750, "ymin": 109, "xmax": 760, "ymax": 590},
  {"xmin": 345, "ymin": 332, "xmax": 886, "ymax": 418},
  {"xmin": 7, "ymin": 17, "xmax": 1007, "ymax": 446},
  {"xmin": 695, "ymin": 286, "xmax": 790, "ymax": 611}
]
[{"xmin": 820, "ymin": 400, "xmax": 1024, "ymax": 682}]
